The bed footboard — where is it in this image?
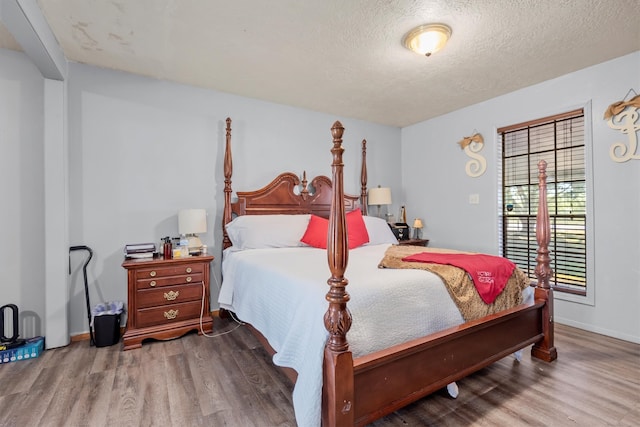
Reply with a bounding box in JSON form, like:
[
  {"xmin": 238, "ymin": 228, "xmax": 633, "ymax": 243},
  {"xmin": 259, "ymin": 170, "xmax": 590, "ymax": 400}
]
[
  {"xmin": 351, "ymin": 301, "xmax": 545, "ymax": 425},
  {"xmin": 321, "ymin": 124, "xmax": 556, "ymax": 426}
]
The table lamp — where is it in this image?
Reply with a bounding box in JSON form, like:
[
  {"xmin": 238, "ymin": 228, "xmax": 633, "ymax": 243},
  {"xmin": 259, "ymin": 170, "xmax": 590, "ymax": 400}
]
[
  {"xmin": 178, "ymin": 209, "xmax": 207, "ymax": 254},
  {"xmin": 413, "ymin": 218, "xmax": 423, "ymax": 239},
  {"xmin": 368, "ymin": 186, "xmax": 392, "ymax": 219}
]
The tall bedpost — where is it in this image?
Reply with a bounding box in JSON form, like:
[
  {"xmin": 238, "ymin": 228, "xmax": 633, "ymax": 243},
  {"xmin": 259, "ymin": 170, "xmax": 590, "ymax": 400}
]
[
  {"xmin": 531, "ymin": 159, "xmax": 558, "ymax": 362},
  {"xmin": 361, "ymin": 139, "xmax": 368, "ymax": 215},
  {"xmin": 322, "ymin": 121, "xmax": 355, "ymax": 426},
  {"xmin": 222, "ymin": 118, "xmax": 233, "ymax": 249}
]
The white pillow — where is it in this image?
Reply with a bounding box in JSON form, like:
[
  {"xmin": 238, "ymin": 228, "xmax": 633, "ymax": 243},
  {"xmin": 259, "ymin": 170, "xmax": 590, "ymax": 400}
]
[
  {"xmin": 225, "ymin": 214, "xmax": 311, "ymax": 250},
  {"xmin": 363, "ymin": 215, "xmax": 398, "ymax": 245}
]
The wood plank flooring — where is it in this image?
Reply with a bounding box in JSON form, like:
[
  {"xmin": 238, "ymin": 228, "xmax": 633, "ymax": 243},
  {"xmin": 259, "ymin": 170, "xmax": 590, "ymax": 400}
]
[{"xmin": 1, "ymin": 321, "xmax": 638, "ymax": 426}]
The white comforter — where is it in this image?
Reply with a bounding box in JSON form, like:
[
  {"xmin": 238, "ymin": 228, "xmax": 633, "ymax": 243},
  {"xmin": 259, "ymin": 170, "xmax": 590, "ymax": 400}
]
[{"xmin": 219, "ymin": 243, "xmax": 467, "ymax": 427}]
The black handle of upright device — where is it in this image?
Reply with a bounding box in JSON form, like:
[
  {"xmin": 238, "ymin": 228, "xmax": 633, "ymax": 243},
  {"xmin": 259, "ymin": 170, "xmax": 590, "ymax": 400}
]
[
  {"xmin": 0, "ymin": 304, "xmax": 20, "ymax": 343},
  {"xmin": 69, "ymin": 245, "xmax": 95, "ymax": 346}
]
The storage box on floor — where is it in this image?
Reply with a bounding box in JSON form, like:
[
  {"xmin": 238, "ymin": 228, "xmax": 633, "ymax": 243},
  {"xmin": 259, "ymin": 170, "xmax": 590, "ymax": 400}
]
[{"xmin": 0, "ymin": 336, "xmax": 45, "ymax": 364}]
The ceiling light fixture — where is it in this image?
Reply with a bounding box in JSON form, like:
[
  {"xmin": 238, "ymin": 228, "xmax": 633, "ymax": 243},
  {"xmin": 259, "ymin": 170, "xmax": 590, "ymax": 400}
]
[{"xmin": 402, "ymin": 23, "xmax": 452, "ymax": 57}]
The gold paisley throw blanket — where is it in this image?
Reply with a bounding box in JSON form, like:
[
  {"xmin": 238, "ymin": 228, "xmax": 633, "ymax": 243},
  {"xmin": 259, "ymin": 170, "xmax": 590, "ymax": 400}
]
[{"xmin": 379, "ymin": 245, "xmax": 530, "ymax": 321}]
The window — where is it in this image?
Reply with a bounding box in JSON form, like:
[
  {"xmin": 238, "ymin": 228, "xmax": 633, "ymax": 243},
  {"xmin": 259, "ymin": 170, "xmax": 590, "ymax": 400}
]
[{"xmin": 499, "ymin": 109, "xmax": 587, "ymax": 295}]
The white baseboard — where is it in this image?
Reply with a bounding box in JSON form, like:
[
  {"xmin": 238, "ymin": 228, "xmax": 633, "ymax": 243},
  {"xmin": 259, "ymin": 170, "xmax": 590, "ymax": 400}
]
[{"xmin": 555, "ymin": 317, "xmax": 640, "ymax": 344}]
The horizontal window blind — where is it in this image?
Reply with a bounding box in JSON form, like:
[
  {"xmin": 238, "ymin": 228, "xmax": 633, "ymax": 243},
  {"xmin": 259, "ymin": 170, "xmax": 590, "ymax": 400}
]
[{"xmin": 500, "ymin": 109, "xmax": 587, "ymax": 294}]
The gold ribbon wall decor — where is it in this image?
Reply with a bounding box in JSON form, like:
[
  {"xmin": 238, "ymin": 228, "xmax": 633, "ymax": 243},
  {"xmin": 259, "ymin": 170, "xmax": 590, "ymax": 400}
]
[
  {"xmin": 458, "ymin": 133, "xmax": 486, "ymax": 177},
  {"xmin": 604, "ymin": 92, "xmax": 640, "ymax": 162}
]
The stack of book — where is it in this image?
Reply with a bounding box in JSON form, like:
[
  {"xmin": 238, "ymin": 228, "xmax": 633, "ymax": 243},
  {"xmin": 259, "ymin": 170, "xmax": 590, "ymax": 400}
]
[{"xmin": 124, "ymin": 243, "xmax": 157, "ymax": 259}]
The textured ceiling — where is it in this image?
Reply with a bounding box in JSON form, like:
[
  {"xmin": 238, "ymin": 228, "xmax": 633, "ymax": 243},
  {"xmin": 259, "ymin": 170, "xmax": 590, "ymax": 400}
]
[{"xmin": 5, "ymin": 1, "xmax": 640, "ymax": 127}]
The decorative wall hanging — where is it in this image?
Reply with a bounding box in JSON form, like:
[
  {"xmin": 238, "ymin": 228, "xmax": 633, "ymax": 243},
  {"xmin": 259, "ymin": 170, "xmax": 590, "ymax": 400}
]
[
  {"xmin": 458, "ymin": 133, "xmax": 486, "ymax": 177},
  {"xmin": 603, "ymin": 89, "xmax": 640, "ymax": 162}
]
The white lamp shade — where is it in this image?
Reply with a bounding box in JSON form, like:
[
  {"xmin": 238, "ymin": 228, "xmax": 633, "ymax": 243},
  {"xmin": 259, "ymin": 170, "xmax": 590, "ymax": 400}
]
[
  {"xmin": 368, "ymin": 187, "xmax": 392, "ymax": 205},
  {"xmin": 178, "ymin": 209, "xmax": 207, "ymax": 235}
]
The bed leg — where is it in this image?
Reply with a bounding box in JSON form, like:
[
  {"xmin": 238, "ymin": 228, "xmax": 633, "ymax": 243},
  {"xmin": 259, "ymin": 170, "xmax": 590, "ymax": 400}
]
[
  {"xmin": 323, "ymin": 121, "xmax": 355, "ymax": 427},
  {"xmin": 531, "ymin": 287, "xmax": 558, "ymax": 362},
  {"xmin": 531, "ymin": 159, "xmax": 558, "ymax": 363},
  {"xmin": 322, "ymin": 348, "xmax": 354, "ymax": 427}
]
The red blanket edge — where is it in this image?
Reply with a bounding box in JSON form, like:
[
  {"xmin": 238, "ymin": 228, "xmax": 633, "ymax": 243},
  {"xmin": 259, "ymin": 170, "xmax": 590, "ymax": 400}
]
[{"xmin": 402, "ymin": 252, "xmax": 516, "ymax": 304}]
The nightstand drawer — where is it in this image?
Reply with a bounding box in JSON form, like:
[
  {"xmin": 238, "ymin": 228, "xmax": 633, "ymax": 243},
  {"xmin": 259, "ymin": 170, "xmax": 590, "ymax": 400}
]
[
  {"xmin": 136, "ymin": 283, "xmax": 203, "ymax": 309},
  {"xmin": 136, "ymin": 301, "xmax": 203, "ymax": 328},
  {"xmin": 135, "ymin": 263, "xmax": 206, "ymax": 280},
  {"xmin": 136, "ymin": 272, "xmax": 203, "ymax": 290}
]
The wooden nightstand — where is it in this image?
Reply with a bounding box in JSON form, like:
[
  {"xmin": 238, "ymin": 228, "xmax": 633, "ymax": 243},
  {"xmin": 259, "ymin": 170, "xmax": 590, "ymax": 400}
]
[
  {"xmin": 397, "ymin": 238, "xmax": 429, "ymax": 247},
  {"xmin": 122, "ymin": 255, "xmax": 214, "ymax": 350}
]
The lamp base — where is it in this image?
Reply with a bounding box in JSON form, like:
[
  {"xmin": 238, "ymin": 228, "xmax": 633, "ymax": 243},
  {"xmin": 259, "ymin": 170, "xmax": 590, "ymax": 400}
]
[{"xmin": 186, "ymin": 235, "xmax": 203, "ymax": 255}]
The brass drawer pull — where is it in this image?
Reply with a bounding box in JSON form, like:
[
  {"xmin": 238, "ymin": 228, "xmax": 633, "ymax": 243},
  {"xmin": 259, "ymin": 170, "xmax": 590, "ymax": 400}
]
[
  {"xmin": 149, "ymin": 271, "xmax": 157, "ymax": 277},
  {"xmin": 186, "ymin": 267, "xmax": 192, "ymax": 273},
  {"xmin": 150, "ymin": 280, "xmax": 156, "ymax": 287},
  {"xmin": 186, "ymin": 277, "xmax": 192, "ymax": 282},
  {"xmin": 164, "ymin": 290, "xmax": 179, "ymax": 301},
  {"xmin": 164, "ymin": 309, "xmax": 179, "ymax": 320}
]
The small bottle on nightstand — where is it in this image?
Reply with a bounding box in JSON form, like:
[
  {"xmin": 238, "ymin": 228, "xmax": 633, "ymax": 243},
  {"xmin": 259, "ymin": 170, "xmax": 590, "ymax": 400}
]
[
  {"xmin": 163, "ymin": 236, "xmax": 172, "ymax": 259},
  {"xmin": 179, "ymin": 234, "xmax": 189, "ymax": 257}
]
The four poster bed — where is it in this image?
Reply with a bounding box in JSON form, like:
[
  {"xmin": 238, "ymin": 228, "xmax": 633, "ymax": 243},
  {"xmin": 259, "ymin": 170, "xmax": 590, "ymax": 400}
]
[{"xmin": 219, "ymin": 118, "xmax": 557, "ymax": 426}]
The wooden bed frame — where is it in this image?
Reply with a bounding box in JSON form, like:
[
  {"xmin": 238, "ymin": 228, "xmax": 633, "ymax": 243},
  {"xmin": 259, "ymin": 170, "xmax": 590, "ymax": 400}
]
[{"xmin": 221, "ymin": 118, "xmax": 557, "ymax": 426}]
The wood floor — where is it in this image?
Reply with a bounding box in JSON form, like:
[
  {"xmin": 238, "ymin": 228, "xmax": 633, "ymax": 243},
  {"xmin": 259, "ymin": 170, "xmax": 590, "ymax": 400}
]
[{"xmin": 1, "ymin": 320, "xmax": 638, "ymax": 426}]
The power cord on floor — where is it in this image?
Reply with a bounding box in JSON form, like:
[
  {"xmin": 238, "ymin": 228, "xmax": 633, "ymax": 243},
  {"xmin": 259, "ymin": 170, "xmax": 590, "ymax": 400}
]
[{"xmin": 199, "ymin": 267, "xmax": 245, "ymax": 338}]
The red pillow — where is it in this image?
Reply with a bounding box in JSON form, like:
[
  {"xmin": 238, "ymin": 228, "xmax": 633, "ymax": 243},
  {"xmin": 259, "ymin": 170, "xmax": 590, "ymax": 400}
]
[
  {"xmin": 300, "ymin": 210, "xmax": 370, "ymax": 249},
  {"xmin": 300, "ymin": 215, "xmax": 328, "ymax": 249},
  {"xmin": 346, "ymin": 209, "xmax": 370, "ymax": 248}
]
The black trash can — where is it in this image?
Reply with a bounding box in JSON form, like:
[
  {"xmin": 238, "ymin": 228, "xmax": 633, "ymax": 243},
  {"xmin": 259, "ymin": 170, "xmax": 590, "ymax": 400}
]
[
  {"xmin": 93, "ymin": 313, "xmax": 121, "ymax": 347},
  {"xmin": 92, "ymin": 302, "xmax": 124, "ymax": 347}
]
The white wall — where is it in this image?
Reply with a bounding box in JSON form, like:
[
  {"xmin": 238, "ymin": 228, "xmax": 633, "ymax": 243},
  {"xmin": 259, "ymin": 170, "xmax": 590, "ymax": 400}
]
[
  {"xmin": 401, "ymin": 52, "xmax": 640, "ymax": 343},
  {"xmin": 66, "ymin": 62, "xmax": 402, "ymax": 336},
  {"xmin": 0, "ymin": 48, "xmax": 45, "ymax": 339},
  {"xmin": 5, "ymin": 42, "xmax": 638, "ymax": 344}
]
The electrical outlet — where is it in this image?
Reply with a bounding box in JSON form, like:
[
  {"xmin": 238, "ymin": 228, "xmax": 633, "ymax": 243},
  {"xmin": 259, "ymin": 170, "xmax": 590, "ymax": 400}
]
[{"xmin": 469, "ymin": 194, "xmax": 480, "ymax": 204}]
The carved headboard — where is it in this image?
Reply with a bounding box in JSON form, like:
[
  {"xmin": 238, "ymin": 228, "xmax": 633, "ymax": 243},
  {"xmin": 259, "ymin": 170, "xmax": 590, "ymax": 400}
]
[
  {"xmin": 232, "ymin": 172, "xmax": 361, "ymax": 218},
  {"xmin": 222, "ymin": 118, "xmax": 368, "ymax": 249}
]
